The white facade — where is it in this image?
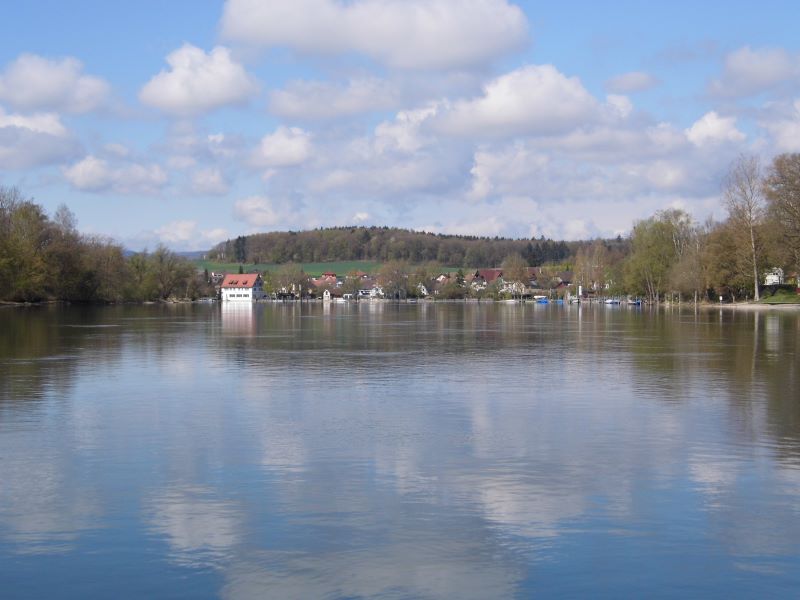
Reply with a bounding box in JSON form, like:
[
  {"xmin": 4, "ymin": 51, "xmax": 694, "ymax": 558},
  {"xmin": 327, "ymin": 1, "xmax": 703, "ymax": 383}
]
[
  {"xmin": 220, "ymin": 274, "xmax": 266, "ymax": 302},
  {"xmin": 765, "ymin": 268, "xmax": 784, "ymax": 286}
]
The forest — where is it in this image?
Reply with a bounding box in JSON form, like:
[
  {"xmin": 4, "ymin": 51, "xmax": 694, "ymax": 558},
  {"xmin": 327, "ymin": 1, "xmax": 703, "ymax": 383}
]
[
  {"xmin": 0, "ymin": 187, "xmax": 210, "ymax": 303},
  {"xmin": 209, "ymin": 226, "xmax": 579, "ymax": 267}
]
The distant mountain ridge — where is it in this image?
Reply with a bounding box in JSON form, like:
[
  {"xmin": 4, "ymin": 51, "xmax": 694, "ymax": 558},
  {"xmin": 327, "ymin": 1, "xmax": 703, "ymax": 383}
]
[{"xmin": 208, "ymin": 226, "xmax": 580, "ymax": 268}]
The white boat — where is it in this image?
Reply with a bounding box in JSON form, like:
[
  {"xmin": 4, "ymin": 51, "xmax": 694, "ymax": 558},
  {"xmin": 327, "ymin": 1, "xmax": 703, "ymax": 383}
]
[{"xmin": 604, "ymin": 298, "xmax": 621, "ymax": 305}]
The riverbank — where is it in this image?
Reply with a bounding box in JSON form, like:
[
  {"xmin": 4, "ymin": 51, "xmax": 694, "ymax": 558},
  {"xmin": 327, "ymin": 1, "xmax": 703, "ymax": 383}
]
[{"xmin": 704, "ymin": 302, "xmax": 800, "ymax": 311}]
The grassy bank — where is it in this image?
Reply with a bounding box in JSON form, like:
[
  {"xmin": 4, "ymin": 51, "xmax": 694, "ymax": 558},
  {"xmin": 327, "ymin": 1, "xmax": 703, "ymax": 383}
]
[{"xmin": 760, "ymin": 290, "xmax": 800, "ymax": 305}]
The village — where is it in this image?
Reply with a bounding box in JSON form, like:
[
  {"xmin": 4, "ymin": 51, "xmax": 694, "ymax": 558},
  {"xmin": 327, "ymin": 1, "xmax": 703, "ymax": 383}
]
[
  {"xmin": 214, "ymin": 263, "xmax": 796, "ymax": 305},
  {"xmin": 214, "ymin": 266, "xmax": 617, "ymax": 303}
]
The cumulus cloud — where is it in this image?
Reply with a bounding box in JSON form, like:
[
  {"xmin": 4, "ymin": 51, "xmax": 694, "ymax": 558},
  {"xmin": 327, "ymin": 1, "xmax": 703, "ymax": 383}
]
[
  {"xmin": 685, "ymin": 111, "xmax": 746, "ymax": 146},
  {"xmin": 189, "ymin": 167, "xmax": 229, "ymax": 195},
  {"xmin": 0, "ymin": 107, "xmax": 79, "ymax": 169},
  {"xmin": 233, "ymin": 196, "xmax": 295, "ymax": 228},
  {"xmin": 251, "ymin": 126, "xmax": 312, "ymax": 168},
  {"xmin": 153, "ymin": 221, "xmax": 228, "ymax": 248},
  {"xmin": 433, "ymin": 65, "xmax": 599, "ymax": 137},
  {"xmin": 269, "ymin": 77, "xmax": 399, "ymax": 119},
  {"xmin": 139, "ymin": 44, "xmax": 258, "ymax": 116},
  {"xmin": 220, "ymin": 0, "xmax": 528, "ymax": 70},
  {"xmin": 63, "ymin": 155, "xmax": 168, "ymax": 194},
  {"xmin": 374, "ymin": 103, "xmax": 439, "ymax": 154},
  {"xmin": 605, "ymin": 71, "xmax": 658, "ymax": 94},
  {"xmin": 709, "ymin": 46, "xmax": 798, "ymax": 97},
  {"xmin": 0, "ymin": 54, "xmax": 109, "ymax": 113},
  {"xmin": 0, "ymin": 107, "xmax": 67, "ymax": 136},
  {"xmin": 759, "ymin": 99, "xmax": 800, "ymax": 152}
]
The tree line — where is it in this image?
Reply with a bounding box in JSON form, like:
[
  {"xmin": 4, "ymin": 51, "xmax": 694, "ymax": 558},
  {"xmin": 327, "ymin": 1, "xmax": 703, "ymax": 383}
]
[
  {"xmin": 210, "ymin": 226, "xmax": 575, "ymax": 267},
  {"xmin": 621, "ymin": 153, "xmax": 800, "ymax": 302},
  {"xmin": 0, "ymin": 187, "xmax": 211, "ymax": 303}
]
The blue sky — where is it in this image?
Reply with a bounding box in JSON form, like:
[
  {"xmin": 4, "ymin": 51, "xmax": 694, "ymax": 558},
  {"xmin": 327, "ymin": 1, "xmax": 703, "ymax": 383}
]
[{"xmin": 1, "ymin": 1, "xmax": 799, "ymax": 250}]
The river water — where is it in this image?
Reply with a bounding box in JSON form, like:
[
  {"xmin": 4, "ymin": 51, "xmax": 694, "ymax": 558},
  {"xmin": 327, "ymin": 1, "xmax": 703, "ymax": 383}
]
[{"xmin": 0, "ymin": 302, "xmax": 798, "ymax": 598}]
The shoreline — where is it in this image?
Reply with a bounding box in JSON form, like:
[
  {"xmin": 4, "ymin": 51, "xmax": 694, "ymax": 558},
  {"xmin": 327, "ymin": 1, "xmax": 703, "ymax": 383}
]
[
  {"xmin": 3, "ymin": 298, "xmax": 800, "ymax": 310},
  {"xmin": 699, "ymin": 302, "xmax": 800, "ymax": 311}
]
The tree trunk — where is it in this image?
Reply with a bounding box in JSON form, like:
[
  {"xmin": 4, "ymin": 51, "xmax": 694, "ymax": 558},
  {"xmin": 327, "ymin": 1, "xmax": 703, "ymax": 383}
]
[{"xmin": 750, "ymin": 225, "xmax": 760, "ymax": 301}]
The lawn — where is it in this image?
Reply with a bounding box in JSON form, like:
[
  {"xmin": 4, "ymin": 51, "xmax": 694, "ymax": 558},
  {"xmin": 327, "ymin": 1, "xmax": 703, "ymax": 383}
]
[
  {"xmin": 760, "ymin": 289, "xmax": 800, "ymax": 304},
  {"xmin": 193, "ymin": 259, "xmax": 384, "ymax": 277}
]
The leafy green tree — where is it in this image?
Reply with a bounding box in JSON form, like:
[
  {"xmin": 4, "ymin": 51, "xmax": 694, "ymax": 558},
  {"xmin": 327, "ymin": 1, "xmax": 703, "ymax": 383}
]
[
  {"xmin": 624, "ymin": 212, "xmax": 683, "ymax": 302},
  {"xmin": 764, "ymin": 153, "xmax": 800, "ymax": 274}
]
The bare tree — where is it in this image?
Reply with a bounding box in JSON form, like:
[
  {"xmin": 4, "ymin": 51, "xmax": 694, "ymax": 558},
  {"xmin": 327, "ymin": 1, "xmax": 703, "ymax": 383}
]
[
  {"xmin": 501, "ymin": 253, "xmax": 529, "ymax": 299},
  {"xmin": 723, "ymin": 155, "xmax": 764, "ymax": 301}
]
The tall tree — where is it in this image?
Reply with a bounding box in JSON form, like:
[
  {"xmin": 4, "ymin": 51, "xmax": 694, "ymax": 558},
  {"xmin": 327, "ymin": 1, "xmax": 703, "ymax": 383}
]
[
  {"xmin": 764, "ymin": 153, "xmax": 800, "ymax": 274},
  {"xmin": 723, "ymin": 155, "xmax": 764, "ymax": 301},
  {"xmin": 624, "ymin": 211, "xmax": 687, "ymax": 303},
  {"xmin": 501, "ymin": 253, "xmax": 529, "ymax": 298},
  {"xmin": 377, "ymin": 260, "xmax": 409, "ymax": 299}
]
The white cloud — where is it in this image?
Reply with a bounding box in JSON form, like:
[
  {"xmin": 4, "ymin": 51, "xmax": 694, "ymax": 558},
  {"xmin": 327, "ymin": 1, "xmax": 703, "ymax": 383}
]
[
  {"xmin": 605, "ymin": 94, "xmax": 633, "ymax": 119},
  {"xmin": 709, "ymin": 46, "xmax": 798, "ymax": 97},
  {"xmin": 685, "ymin": 111, "xmax": 746, "ymax": 146},
  {"xmin": 251, "ymin": 126, "xmax": 312, "ymax": 168},
  {"xmin": 353, "ymin": 212, "xmax": 370, "ymax": 223},
  {"xmin": 0, "ymin": 107, "xmax": 67, "ymax": 136},
  {"xmin": 374, "ymin": 103, "xmax": 439, "ymax": 154},
  {"xmin": 189, "ymin": 167, "xmax": 229, "ymax": 195},
  {"xmin": 139, "ymin": 44, "xmax": 258, "ymax": 116},
  {"xmin": 605, "ymin": 71, "xmax": 658, "ymax": 94},
  {"xmin": 468, "ymin": 144, "xmax": 549, "ymax": 201},
  {"xmin": 0, "ymin": 106, "xmax": 79, "ymax": 169},
  {"xmin": 759, "ymin": 99, "xmax": 800, "ymax": 152},
  {"xmin": 233, "ymin": 196, "xmax": 292, "ymax": 228},
  {"xmin": 153, "ymin": 221, "xmax": 228, "ymax": 247},
  {"xmin": 220, "ymin": 0, "xmax": 528, "ymax": 70},
  {"xmin": 270, "ymin": 77, "xmax": 399, "ymax": 119},
  {"xmin": 0, "ymin": 54, "xmax": 109, "ymax": 113},
  {"xmin": 102, "ymin": 143, "xmax": 130, "ymax": 158},
  {"xmin": 63, "ymin": 155, "xmax": 168, "ymax": 194},
  {"xmin": 434, "ymin": 65, "xmax": 599, "ymax": 137}
]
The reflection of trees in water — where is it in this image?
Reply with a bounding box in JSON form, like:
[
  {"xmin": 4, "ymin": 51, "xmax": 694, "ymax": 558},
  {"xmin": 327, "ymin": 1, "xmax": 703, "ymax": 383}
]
[
  {"xmin": 611, "ymin": 307, "xmax": 800, "ymax": 455},
  {"xmin": 0, "ymin": 307, "xmax": 106, "ymax": 407},
  {"xmin": 3, "ymin": 303, "xmax": 800, "ymax": 592}
]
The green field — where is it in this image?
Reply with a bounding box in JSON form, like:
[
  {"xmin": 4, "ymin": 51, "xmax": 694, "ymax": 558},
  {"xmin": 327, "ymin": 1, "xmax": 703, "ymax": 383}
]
[
  {"xmin": 193, "ymin": 260, "xmax": 384, "ymax": 277},
  {"xmin": 760, "ymin": 289, "xmax": 800, "ymax": 304}
]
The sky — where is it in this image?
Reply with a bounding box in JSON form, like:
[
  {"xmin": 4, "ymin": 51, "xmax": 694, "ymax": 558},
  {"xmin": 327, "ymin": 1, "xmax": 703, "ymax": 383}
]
[{"xmin": 1, "ymin": 0, "xmax": 800, "ymax": 251}]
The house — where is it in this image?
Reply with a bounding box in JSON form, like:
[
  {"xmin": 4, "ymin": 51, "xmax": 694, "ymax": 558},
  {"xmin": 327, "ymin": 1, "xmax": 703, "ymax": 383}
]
[
  {"xmin": 312, "ymin": 271, "xmax": 340, "ymax": 288},
  {"xmin": 220, "ymin": 273, "xmax": 267, "ymax": 302},
  {"xmin": 469, "ymin": 268, "xmax": 503, "ymax": 290},
  {"xmin": 765, "ymin": 267, "xmax": 784, "ymax": 286}
]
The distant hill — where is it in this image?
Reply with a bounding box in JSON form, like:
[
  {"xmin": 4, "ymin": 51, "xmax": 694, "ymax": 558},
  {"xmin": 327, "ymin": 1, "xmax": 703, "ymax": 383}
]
[{"xmin": 207, "ymin": 226, "xmax": 581, "ymax": 268}]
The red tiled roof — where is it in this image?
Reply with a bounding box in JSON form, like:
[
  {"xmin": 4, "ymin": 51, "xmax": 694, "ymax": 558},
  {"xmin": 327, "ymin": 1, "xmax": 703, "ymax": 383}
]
[
  {"xmin": 477, "ymin": 268, "xmax": 503, "ymax": 282},
  {"xmin": 220, "ymin": 273, "xmax": 260, "ymax": 288}
]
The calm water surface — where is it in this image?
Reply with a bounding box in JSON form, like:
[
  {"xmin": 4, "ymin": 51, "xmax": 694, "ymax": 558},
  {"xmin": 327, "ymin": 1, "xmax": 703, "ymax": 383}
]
[{"xmin": 1, "ymin": 302, "xmax": 799, "ymax": 598}]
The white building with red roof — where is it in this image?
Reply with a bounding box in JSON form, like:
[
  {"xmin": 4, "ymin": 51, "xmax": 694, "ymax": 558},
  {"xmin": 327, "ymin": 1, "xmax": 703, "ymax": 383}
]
[{"xmin": 220, "ymin": 273, "xmax": 266, "ymax": 302}]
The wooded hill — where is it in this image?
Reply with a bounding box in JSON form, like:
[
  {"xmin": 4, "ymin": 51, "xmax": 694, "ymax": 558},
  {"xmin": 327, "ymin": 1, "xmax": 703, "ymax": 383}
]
[{"xmin": 209, "ymin": 226, "xmax": 586, "ymax": 268}]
